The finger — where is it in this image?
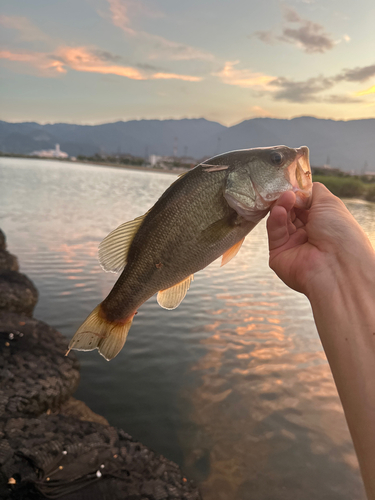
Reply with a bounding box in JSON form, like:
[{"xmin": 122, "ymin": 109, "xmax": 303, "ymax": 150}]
[
  {"xmin": 267, "ymin": 205, "xmax": 291, "ymax": 251},
  {"xmin": 272, "ymin": 191, "xmax": 296, "ymax": 213},
  {"xmin": 294, "ymin": 208, "xmax": 309, "ymax": 225},
  {"xmin": 287, "ymin": 210, "xmax": 297, "ymax": 235},
  {"xmin": 294, "ymin": 216, "xmax": 305, "ymax": 229},
  {"xmin": 269, "ymin": 227, "xmax": 308, "ymax": 262}
]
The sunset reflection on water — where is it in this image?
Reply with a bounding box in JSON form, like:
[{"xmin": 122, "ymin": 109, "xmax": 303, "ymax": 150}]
[
  {"xmin": 185, "ymin": 285, "xmax": 363, "ymax": 499},
  {"xmin": 1, "ymin": 158, "xmax": 371, "ymax": 500}
]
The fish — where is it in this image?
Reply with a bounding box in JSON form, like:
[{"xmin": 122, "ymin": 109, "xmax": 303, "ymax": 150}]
[{"xmin": 67, "ymin": 145, "xmax": 312, "ymax": 361}]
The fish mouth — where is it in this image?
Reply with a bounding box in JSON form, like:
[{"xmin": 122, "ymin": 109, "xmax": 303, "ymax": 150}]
[{"xmin": 286, "ymin": 146, "xmax": 313, "ymax": 209}]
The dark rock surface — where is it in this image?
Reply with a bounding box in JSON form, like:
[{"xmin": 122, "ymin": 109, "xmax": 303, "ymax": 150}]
[
  {"xmin": 0, "ymin": 251, "xmax": 19, "ymax": 272},
  {"xmin": 0, "ymin": 229, "xmax": 6, "ymax": 251},
  {"xmin": 0, "ymin": 414, "xmax": 201, "ymax": 500},
  {"xmin": 0, "ymin": 312, "xmax": 80, "ymax": 418},
  {"xmin": 0, "ymin": 228, "xmax": 201, "ymax": 500},
  {"xmin": 57, "ymin": 397, "xmax": 109, "ymax": 426},
  {"xmin": 0, "ymin": 230, "xmax": 19, "ymax": 272},
  {"xmin": 0, "ymin": 271, "xmax": 38, "ymax": 316}
]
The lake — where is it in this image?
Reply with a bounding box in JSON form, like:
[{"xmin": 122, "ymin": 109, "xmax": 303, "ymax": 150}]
[{"xmin": 1, "ymin": 157, "xmax": 374, "ymax": 500}]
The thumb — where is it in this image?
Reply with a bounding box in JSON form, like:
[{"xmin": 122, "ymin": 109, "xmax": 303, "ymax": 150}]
[{"xmin": 267, "ymin": 191, "xmax": 295, "ymax": 251}]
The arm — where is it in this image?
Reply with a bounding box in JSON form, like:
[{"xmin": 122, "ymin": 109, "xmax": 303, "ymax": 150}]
[{"xmin": 267, "ymin": 183, "xmax": 375, "ymax": 499}]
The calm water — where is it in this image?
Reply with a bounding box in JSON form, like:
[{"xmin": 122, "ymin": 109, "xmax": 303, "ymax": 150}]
[{"xmin": 1, "ymin": 157, "xmax": 374, "ymax": 499}]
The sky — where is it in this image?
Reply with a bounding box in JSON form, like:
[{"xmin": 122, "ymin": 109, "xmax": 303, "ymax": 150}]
[{"xmin": 0, "ymin": 0, "xmax": 374, "ymax": 126}]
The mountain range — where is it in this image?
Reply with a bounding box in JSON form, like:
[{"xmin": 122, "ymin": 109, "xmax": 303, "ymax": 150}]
[{"xmin": 0, "ymin": 116, "xmax": 374, "ymax": 172}]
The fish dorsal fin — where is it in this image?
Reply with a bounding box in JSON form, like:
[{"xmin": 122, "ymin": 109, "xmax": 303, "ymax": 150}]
[
  {"xmin": 202, "ymin": 164, "xmax": 229, "ymax": 172},
  {"xmin": 221, "ymin": 237, "xmax": 245, "ymax": 267},
  {"xmin": 99, "ymin": 214, "xmax": 146, "ymax": 273},
  {"xmin": 157, "ymin": 275, "xmax": 194, "ymax": 310}
]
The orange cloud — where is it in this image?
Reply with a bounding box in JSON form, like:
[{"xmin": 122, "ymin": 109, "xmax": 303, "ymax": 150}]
[
  {"xmin": 0, "ymin": 50, "xmax": 66, "ymax": 75},
  {"xmin": 0, "ymin": 46, "xmax": 203, "ymax": 82},
  {"xmin": 58, "ymin": 47, "xmax": 144, "ymax": 79},
  {"xmin": 152, "ymin": 72, "xmax": 202, "ymax": 82},
  {"xmin": 215, "ymin": 61, "xmax": 275, "ymax": 90}
]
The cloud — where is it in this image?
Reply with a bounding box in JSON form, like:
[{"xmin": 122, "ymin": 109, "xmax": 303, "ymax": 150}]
[
  {"xmin": 0, "ymin": 50, "xmax": 66, "ymax": 75},
  {"xmin": 105, "ymin": 0, "xmax": 214, "ymax": 61},
  {"xmin": 214, "ymin": 61, "xmax": 275, "ymax": 89},
  {"xmin": 0, "ymin": 15, "xmax": 50, "ymax": 42},
  {"xmin": 58, "ymin": 47, "xmax": 144, "ymax": 79},
  {"xmin": 107, "ymin": 0, "xmax": 134, "ymax": 34},
  {"xmin": 0, "ymin": 46, "xmax": 203, "ymax": 82},
  {"xmin": 264, "ymin": 68, "xmax": 373, "ymax": 103},
  {"xmin": 151, "ymin": 72, "xmax": 201, "ymax": 82},
  {"xmin": 90, "ymin": 49, "xmax": 123, "ymax": 63},
  {"xmin": 213, "ymin": 59, "xmax": 374, "ymax": 104},
  {"xmin": 325, "ymin": 94, "xmax": 363, "ymax": 104},
  {"xmin": 270, "ymin": 75, "xmax": 334, "ymax": 102},
  {"xmin": 283, "ymin": 6, "xmax": 302, "ymax": 23},
  {"xmin": 337, "ymin": 64, "xmax": 375, "ymax": 82},
  {"xmin": 254, "ymin": 6, "xmax": 335, "ymax": 54},
  {"xmin": 279, "ymin": 22, "xmax": 335, "ymax": 53}
]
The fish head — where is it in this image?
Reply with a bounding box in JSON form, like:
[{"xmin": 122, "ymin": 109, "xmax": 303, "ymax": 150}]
[{"xmin": 220, "ymin": 145, "xmax": 312, "ymax": 222}]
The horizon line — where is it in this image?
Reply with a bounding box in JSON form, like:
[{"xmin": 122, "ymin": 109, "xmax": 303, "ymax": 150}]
[{"xmin": 1, "ymin": 114, "xmax": 374, "ymax": 128}]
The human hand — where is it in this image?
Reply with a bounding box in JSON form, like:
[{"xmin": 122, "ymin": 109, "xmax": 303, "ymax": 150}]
[{"xmin": 266, "ymin": 182, "xmax": 374, "ymax": 297}]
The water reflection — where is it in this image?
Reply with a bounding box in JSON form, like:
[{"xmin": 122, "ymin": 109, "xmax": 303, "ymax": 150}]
[
  {"xmin": 186, "ymin": 290, "xmax": 364, "ymax": 499},
  {"xmin": 0, "ymin": 158, "xmax": 371, "ymax": 499}
]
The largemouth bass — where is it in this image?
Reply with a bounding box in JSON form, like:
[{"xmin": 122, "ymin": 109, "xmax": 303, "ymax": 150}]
[{"xmin": 68, "ymin": 145, "xmax": 312, "ymax": 360}]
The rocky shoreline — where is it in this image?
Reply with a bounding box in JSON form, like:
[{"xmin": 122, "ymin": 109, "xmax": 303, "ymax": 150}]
[{"xmin": 0, "ymin": 229, "xmax": 201, "ymax": 500}]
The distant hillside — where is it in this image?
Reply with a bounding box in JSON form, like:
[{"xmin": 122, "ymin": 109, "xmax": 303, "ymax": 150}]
[{"xmin": 0, "ymin": 116, "xmax": 374, "ymax": 172}]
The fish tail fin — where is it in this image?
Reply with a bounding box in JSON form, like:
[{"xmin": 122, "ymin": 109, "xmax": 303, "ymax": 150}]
[{"xmin": 66, "ymin": 305, "xmax": 134, "ymax": 361}]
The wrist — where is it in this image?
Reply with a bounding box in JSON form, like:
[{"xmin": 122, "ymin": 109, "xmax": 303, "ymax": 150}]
[{"xmin": 305, "ymin": 244, "xmax": 375, "ymax": 304}]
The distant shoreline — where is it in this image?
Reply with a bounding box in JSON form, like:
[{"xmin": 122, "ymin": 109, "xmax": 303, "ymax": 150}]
[
  {"xmin": 0, "ymin": 154, "xmax": 186, "ymax": 176},
  {"xmin": 1, "ymin": 153, "xmax": 375, "ymax": 202}
]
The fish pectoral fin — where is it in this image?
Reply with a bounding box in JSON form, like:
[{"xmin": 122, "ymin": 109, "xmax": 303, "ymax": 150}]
[
  {"xmin": 157, "ymin": 274, "xmax": 194, "ymax": 310},
  {"xmin": 221, "ymin": 237, "xmax": 245, "ymax": 267},
  {"xmin": 67, "ymin": 305, "xmax": 133, "ymax": 361},
  {"xmin": 98, "ymin": 213, "xmax": 147, "ymax": 273}
]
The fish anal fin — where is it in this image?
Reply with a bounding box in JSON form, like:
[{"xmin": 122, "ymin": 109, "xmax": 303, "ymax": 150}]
[
  {"xmin": 157, "ymin": 275, "xmax": 194, "ymax": 310},
  {"xmin": 98, "ymin": 213, "xmax": 147, "ymax": 273},
  {"xmin": 221, "ymin": 237, "xmax": 245, "ymax": 267},
  {"xmin": 67, "ymin": 305, "xmax": 134, "ymax": 361}
]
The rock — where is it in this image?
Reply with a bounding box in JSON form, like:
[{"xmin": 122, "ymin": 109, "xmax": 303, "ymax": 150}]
[
  {"xmin": 0, "ymin": 312, "xmax": 80, "ymax": 418},
  {"xmin": 57, "ymin": 397, "xmax": 110, "ymax": 426},
  {"xmin": 0, "ymin": 271, "xmax": 37, "ymax": 316},
  {"xmin": 0, "ymin": 251, "xmax": 19, "ymax": 272},
  {"xmin": 0, "ymin": 229, "xmax": 5, "ymax": 251},
  {"xmin": 0, "ymin": 414, "xmax": 202, "ymax": 500}
]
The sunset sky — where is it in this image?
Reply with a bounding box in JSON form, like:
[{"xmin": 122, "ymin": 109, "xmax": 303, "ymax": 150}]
[{"xmin": 1, "ymin": 0, "xmax": 374, "ymax": 125}]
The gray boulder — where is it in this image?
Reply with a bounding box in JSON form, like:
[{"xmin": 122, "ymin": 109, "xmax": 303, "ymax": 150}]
[
  {"xmin": 0, "ymin": 271, "xmax": 37, "ymax": 316},
  {"xmin": 0, "ymin": 311, "xmax": 80, "ymax": 418}
]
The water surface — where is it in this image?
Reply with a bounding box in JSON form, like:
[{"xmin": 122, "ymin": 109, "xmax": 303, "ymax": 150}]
[{"xmin": 1, "ymin": 157, "xmax": 374, "ymax": 499}]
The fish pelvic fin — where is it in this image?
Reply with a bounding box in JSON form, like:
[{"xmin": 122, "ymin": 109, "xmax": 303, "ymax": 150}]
[
  {"xmin": 221, "ymin": 237, "xmax": 245, "ymax": 267},
  {"xmin": 67, "ymin": 305, "xmax": 134, "ymax": 361},
  {"xmin": 157, "ymin": 274, "xmax": 194, "ymax": 310}
]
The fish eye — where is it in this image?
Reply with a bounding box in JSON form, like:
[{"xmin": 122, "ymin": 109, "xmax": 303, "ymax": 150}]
[{"xmin": 270, "ymin": 152, "xmax": 284, "ymax": 166}]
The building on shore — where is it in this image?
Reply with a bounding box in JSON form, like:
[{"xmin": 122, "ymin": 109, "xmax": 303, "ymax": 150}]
[{"xmin": 30, "ymin": 143, "xmax": 68, "ymax": 159}]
